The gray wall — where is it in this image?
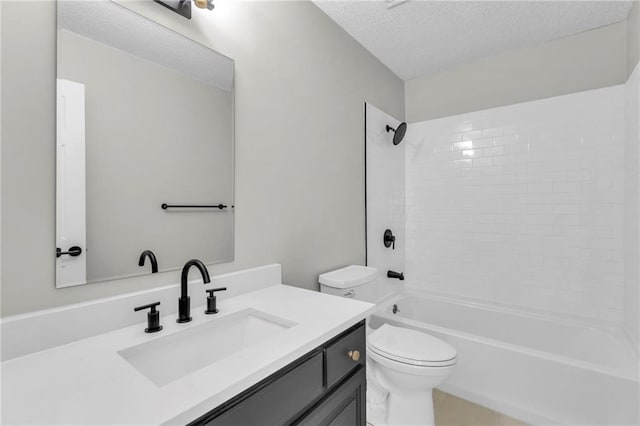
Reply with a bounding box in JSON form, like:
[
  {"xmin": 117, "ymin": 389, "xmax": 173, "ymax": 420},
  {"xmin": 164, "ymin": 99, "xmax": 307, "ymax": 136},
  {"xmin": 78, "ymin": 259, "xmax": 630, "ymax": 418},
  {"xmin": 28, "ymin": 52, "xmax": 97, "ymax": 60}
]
[
  {"xmin": 625, "ymin": 1, "xmax": 640, "ymax": 350},
  {"xmin": 628, "ymin": 2, "xmax": 640, "ymax": 76},
  {"xmin": 1, "ymin": 1, "xmax": 404, "ymax": 316},
  {"xmin": 405, "ymin": 21, "xmax": 628, "ymax": 122}
]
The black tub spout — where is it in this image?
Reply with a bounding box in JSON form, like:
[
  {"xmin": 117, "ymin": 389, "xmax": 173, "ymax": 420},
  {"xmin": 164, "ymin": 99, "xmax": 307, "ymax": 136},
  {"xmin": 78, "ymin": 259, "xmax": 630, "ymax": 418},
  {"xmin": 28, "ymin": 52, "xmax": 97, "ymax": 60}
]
[{"xmin": 387, "ymin": 270, "xmax": 404, "ymax": 280}]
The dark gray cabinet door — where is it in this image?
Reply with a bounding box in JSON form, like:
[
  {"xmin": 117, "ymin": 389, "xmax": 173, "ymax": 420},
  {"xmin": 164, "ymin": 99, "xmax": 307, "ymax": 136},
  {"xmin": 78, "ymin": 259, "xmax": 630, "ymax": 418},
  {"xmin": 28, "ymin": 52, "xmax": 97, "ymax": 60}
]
[
  {"xmin": 189, "ymin": 322, "xmax": 366, "ymax": 426},
  {"xmin": 295, "ymin": 367, "xmax": 366, "ymax": 426},
  {"xmin": 201, "ymin": 352, "xmax": 324, "ymax": 426}
]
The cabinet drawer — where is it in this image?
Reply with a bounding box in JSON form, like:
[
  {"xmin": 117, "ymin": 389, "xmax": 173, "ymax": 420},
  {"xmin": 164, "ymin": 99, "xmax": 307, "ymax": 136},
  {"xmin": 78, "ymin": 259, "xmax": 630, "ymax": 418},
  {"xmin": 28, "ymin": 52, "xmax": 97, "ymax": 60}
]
[
  {"xmin": 200, "ymin": 351, "xmax": 324, "ymax": 426},
  {"xmin": 325, "ymin": 324, "xmax": 365, "ymax": 389}
]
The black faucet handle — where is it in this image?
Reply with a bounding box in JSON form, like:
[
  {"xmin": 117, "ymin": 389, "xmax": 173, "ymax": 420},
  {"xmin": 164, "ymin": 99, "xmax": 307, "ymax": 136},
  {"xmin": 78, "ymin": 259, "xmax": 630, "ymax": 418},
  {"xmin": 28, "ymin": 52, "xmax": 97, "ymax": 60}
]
[
  {"xmin": 383, "ymin": 229, "xmax": 396, "ymax": 250},
  {"xmin": 134, "ymin": 301, "xmax": 160, "ymax": 312},
  {"xmin": 134, "ymin": 302, "xmax": 163, "ymax": 333},
  {"xmin": 205, "ymin": 287, "xmax": 227, "ymax": 315}
]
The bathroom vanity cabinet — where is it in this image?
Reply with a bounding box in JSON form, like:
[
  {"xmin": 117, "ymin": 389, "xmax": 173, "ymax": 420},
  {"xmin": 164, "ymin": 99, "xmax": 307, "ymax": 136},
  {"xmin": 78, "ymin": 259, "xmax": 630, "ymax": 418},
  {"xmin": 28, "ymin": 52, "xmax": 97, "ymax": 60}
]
[{"xmin": 188, "ymin": 321, "xmax": 366, "ymax": 426}]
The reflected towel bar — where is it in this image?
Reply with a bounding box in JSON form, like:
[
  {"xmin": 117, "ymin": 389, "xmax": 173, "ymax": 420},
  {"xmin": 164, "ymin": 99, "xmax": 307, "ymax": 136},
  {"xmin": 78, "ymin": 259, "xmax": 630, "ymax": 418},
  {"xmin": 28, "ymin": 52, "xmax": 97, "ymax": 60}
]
[{"xmin": 161, "ymin": 203, "xmax": 229, "ymax": 210}]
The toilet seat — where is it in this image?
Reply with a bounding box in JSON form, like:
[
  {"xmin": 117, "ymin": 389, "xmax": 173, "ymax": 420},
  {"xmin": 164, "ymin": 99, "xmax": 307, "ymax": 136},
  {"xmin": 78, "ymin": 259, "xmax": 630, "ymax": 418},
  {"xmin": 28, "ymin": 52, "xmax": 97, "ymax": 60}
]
[{"xmin": 368, "ymin": 324, "xmax": 457, "ymax": 367}]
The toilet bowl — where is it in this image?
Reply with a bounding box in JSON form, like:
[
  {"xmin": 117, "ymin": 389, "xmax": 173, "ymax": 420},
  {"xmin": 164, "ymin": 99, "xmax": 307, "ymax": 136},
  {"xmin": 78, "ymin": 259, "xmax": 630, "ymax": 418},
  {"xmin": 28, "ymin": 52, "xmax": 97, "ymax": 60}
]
[
  {"xmin": 367, "ymin": 324, "xmax": 456, "ymax": 426},
  {"xmin": 318, "ymin": 266, "xmax": 457, "ymax": 426}
]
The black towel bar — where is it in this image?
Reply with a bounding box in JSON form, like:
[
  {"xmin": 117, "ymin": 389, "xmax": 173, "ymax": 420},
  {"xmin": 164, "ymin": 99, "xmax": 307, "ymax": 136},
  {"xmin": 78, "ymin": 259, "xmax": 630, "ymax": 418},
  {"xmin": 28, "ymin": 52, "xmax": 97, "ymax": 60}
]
[{"xmin": 161, "ymin": 203, "xmax": 228, "ymax": 210}]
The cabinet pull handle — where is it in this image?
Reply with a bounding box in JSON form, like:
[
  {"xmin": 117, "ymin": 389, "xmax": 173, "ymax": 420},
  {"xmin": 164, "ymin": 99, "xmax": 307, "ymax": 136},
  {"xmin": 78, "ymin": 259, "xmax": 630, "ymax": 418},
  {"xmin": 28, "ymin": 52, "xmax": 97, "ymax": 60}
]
[{"xmin": 347, "ymin": 350, "xmax": 360, "ymax": 362}]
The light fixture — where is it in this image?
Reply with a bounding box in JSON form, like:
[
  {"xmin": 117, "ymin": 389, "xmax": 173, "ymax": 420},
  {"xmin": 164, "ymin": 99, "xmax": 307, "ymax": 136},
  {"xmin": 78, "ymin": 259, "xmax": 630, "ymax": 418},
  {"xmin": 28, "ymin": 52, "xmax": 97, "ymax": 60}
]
[{"xmin": 154, "ymin": 0, "xmax": 214, "ymax": 20}]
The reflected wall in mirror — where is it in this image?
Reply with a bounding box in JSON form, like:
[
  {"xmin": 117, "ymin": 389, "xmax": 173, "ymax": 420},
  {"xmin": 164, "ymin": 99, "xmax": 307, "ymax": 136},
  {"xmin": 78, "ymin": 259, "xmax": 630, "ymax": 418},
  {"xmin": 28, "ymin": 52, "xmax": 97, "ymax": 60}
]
[{"xmin": 56, "ymin": 0, "xmax": 234, "ymax": 288}]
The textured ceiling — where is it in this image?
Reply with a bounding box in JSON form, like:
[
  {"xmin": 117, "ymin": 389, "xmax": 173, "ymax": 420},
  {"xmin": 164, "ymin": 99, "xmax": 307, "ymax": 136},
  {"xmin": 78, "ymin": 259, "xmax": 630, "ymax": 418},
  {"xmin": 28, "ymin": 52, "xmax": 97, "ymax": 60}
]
[
  {"xmin": 313, "ymin": 1, "xmax": 633, "ymax": 81},
  {"xmin": 58, "ymin": 0, "xmax": 233, "ymax": 91}
]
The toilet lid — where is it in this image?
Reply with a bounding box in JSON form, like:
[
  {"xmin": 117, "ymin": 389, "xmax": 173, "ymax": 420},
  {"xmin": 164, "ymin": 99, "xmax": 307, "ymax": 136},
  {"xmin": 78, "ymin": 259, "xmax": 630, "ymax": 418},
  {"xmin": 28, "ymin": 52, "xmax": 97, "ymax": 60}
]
[{"xmin": 368, "ymin": 324, "xmax": 457, "ymax": 367}]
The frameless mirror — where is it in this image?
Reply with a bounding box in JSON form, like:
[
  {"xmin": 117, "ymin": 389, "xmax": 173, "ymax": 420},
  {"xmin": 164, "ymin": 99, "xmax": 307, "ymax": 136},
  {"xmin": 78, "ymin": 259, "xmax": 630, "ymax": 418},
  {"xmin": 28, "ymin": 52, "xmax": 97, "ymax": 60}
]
[{"xmin": 56, "ymin": 0, "xmax": 234, "ymax": 288}]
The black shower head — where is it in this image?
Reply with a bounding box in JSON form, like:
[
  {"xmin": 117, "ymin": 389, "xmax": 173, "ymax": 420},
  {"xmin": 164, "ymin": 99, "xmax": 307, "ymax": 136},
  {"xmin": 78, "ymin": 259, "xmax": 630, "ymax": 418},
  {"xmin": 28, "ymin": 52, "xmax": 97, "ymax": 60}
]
[{"xmin": 386, "ymin": 122, "xmax": 407, "ymax": 145}]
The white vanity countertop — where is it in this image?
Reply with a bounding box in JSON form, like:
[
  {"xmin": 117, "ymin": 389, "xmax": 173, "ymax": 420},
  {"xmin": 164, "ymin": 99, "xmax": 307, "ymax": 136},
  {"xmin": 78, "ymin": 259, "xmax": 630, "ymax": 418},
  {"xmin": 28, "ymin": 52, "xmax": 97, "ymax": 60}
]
[{"xmin": 2, "ymin": 284, "xmax": 375, "ymax": 425}]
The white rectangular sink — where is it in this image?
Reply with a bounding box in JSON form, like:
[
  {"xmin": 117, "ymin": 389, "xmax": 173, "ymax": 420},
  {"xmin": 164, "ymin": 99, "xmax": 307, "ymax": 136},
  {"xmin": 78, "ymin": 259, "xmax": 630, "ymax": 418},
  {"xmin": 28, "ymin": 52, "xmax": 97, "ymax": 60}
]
[{"xmin": 118, "ymin": 308, "xmax": 297, "ymax": 387}]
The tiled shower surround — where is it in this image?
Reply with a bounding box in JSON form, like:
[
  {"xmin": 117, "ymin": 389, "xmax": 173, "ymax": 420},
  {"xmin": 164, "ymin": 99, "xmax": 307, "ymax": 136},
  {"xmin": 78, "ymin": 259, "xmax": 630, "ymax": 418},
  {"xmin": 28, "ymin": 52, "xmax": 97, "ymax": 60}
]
[{"xmin": 406, "ymin": 86, "xmax": 627, "ymax": 323}]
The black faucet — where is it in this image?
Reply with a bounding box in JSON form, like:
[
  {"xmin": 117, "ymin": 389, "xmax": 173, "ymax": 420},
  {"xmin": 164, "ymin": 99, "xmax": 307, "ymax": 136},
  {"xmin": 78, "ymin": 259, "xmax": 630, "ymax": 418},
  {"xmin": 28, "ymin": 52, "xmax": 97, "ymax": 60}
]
[
  {"xmin": 177, "ymin": 259, "xmax": 210, "ymax": 323},
  {"xmin": 387, "ymin": 270, "xmax": 404, "ymax": 280},
  {"xmin": 138, "ymin": 250, "xmax": 158, "ymax": 273}
]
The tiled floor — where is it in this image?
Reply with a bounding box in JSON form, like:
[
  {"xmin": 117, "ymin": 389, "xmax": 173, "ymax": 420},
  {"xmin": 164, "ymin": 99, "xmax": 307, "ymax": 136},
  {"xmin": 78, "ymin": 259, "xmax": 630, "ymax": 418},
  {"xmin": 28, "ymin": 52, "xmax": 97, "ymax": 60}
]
[
  {"xmin": 433, "ymin": 390, "xmax": 528, "ymax": 426},
  {"xmin": 367, "ymin": 389, "xmax": 528, "ymax": 426}
]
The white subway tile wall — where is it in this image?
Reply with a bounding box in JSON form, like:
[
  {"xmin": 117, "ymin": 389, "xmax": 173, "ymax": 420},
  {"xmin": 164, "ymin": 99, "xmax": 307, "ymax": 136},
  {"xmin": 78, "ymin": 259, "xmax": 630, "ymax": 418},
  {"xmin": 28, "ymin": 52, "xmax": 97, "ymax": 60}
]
[{"xmin": 406, "ymin": 86, "xmax": 626, "ymax": 323}]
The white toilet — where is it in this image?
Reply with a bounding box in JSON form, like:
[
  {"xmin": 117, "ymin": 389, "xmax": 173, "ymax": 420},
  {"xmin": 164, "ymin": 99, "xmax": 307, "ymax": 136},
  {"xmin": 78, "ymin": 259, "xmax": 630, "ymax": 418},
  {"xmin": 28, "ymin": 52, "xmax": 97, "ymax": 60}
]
[{"xmin": 319, "ymin": 265, "xmax": 457, "ymax": 426}]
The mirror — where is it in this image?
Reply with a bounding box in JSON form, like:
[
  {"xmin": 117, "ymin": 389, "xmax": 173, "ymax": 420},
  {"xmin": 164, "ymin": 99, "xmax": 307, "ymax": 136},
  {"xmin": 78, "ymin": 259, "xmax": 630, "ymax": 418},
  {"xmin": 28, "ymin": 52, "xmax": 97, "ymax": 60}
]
[{"xmin": 56, "ymin": 0, "xmax": 234, "ymax": 288}]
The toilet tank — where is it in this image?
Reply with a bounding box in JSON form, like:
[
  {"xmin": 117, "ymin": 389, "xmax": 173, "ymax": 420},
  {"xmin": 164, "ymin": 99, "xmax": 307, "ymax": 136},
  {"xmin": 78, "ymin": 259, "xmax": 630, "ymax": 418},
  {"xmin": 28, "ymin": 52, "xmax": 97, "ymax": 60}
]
[{"xmin": 319, "ymin": 265, "xmax": 378, "ymax": 300}]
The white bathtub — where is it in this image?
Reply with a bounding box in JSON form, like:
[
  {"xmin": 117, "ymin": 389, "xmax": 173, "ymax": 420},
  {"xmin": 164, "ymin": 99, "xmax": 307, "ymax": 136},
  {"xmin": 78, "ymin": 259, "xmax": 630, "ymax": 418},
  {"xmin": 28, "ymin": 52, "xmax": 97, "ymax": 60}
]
[{"xmin": 369, "ymin": 290, "xmax": 640, "ymax": 425}]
